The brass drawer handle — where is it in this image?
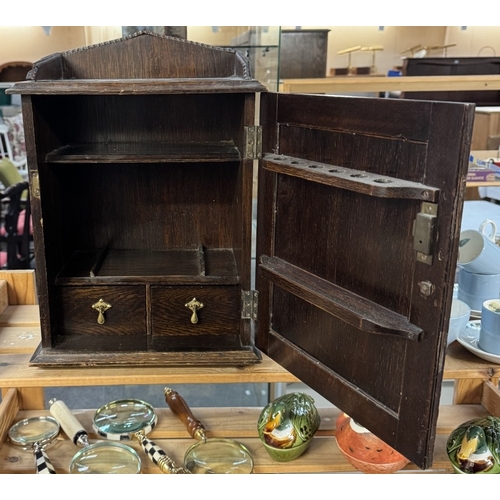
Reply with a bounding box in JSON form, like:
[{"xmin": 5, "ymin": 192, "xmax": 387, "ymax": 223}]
[
  {"xmin": 185, "ymin": 298, "xmax": 204, "ymax": 324},
  {"xmin": 91, "ymin": 298, "xmax": 112, "ymax": 325}
]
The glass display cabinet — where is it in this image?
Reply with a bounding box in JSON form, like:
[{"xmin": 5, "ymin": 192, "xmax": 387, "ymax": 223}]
[{"xmin": 186, "ymin": 26, "xmax": 281, "ymax": 91}]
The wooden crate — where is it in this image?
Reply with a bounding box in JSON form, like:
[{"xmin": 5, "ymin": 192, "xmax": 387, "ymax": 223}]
[{"xmin": 0, "ymin": 271, "xmax": 40, "ymax": 356}]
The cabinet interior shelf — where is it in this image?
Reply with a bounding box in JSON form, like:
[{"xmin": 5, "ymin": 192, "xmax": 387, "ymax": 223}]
[
  {"xmin": 45, "ymin": 142, "xmax": 241, "ymax": 163},
  {"xmin": 55, "ymin": 248, "xmax": 240, "ymax": 285}
]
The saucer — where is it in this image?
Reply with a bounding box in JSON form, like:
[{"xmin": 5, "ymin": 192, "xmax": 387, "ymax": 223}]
[
  {"xmin": 457, "ymin": 320, "xmax": 500, "ymax": 364},
  {"xmin": 470, "ymin": 309, "xmax": 481, "ymax": 320}
]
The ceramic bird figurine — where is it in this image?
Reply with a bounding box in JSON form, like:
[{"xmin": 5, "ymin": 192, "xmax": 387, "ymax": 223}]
[
  {"xmin": 257, "ymin": 392, "xmax": 321, "ymax": 450},
  {"xmin": 446, "ymin": 416, "xmax": 500, "ymax": 474}
]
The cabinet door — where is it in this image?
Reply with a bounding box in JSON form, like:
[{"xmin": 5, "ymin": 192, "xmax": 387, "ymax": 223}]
[{"xmin": 256, "ymin": 92, "xmax": 474, "ymax": 469}]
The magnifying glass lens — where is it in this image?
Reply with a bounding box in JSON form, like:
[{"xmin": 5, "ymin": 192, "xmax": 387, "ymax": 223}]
[
  {"xmin": 184, "ymin": 439, "xmax": 254, "ymax": 474},
  {"xmin": 69, "ymin": 442, "xmax": 142, "ymax": 474},
  {"xmin": 9, "ymin": 417, "xmax": 60, "ymax": 449},
  {"xmin": 94, "ymin": 399, "xmax": 156, "ymax": 437}
]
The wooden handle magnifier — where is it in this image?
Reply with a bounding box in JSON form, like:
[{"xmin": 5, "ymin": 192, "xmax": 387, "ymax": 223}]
[{"xmin": 164, "ymin": 387, "xmax": 254, "ymax": 474}]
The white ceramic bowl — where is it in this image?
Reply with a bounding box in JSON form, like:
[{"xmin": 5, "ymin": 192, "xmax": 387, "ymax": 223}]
[{"xmin": 447, "ymin": 298, "xmax": 471, "ymax": 346}]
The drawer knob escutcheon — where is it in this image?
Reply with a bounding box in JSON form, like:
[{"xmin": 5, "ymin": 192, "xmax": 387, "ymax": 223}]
[
  {"xmin": 185, "ymin": 298, "xmax": 204, "ymax": 324},
  {"xmin": 91, "ymin": 298, "xmax": 112, "ymax": 325}
]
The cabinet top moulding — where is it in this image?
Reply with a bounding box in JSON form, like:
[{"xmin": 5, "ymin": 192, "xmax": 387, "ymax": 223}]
[
  {"xmin": 10, "ymin": 78, "xmax": 265, "ymax": 95},
  {"xmin": 6, "ymin": 30, "xmax": 267, "ymax": 96}
]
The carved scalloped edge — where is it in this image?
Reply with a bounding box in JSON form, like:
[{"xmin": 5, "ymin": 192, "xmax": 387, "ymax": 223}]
[{"xmin": 26, "ymin": 30, "xmax": 252, "ymax": 81}]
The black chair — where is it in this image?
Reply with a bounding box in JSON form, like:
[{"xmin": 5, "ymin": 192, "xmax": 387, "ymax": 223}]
[{"xmin": 0, "ymin": 180, "xmax": 33, "ymax": 269}]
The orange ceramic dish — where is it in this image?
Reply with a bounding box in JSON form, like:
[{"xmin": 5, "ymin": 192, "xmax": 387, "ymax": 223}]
[{"xmin": 335, "ymin": 412, "xmax": 410, "ymax": 474}]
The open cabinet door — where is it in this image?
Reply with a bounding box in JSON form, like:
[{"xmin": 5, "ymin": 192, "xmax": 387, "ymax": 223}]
[{"xmin": 256, "ymin": 92, "xmax": 475, "ymax": 469}]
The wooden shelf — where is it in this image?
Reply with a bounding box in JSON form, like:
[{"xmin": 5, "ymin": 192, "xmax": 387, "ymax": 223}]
[
  {"xmin": 0, "ymin": 392, "xmax": 491, "ymax": 474},
  {"xmin": 2, "ymin": 313, "xmax": 498, "ymax": 391},
  {"xmin": 45, "ymin": 142, "xmax": 241, "ymax": 163},
  {"xmin": 0, "ymin": 352, "xmax": 297, "ymax": 388},
  {"xmin": 279, "ymin": 75, "xmax": 500, "ymax": 94},
  {"xmin": 1, "ymin": 271, "xmax": 499, "ymax": 474},
  {"xmin": 55, "ymin": 248, "xmax": 240, "ymax": 285},
  {"xmin": 466, "ymin": 181, "xmax": 500, "ymax": 187}
]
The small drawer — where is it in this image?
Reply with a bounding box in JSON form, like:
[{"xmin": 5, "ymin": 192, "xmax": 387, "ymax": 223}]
[
  {"xmin": 51, "ymin": 286, "xmax": 147, "ymax": 349},
  {"xmin": 150, "ymin": 285, "xmax": 241, "ymax": 350}
]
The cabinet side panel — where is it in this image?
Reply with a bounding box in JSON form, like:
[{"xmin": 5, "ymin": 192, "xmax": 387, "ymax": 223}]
[{"xmin": 21, "ymin": 96, "xmax": 51, "ymax": 347}]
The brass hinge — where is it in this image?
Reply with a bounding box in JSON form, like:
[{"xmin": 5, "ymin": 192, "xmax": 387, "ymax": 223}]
[
  {"xmin": 242, "ymin": 290, "xmax": 258, "ymax": 320},
  {"xmin": 413, "ymin": 202, "xmax": 438, "ymax": 265},
  {"xmin": 244, "ymin": 126, "xmax": 262, "ymax": 160},
  {"xmin": 30, "ymin": 171, "xmax": 40, "ymax": 199}
]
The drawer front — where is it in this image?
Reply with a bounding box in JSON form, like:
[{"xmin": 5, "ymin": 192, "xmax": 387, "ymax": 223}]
[
  {"xmin": 150, "ymin": 285, "xmax": 241, "ymax": 350},
  {"xmin": 52, "ymin": 286, "xmax": 146, "ymax": 337}
]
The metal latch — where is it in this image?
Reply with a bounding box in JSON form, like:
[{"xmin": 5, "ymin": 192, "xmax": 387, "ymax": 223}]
[
  {"xmin": 242, "ymin": 290, "xmax": 258, "ymax": 320},
  {"xmin": 413, "ymin": 202, "xmax": 438, "ymax": 265},
  {"xmin": 30, "ymin": 171, "xmax": 40, "ymax": 199},
  {"xmin": 244, "ymin": 126, "xmax": 262, "ymax": 160}
]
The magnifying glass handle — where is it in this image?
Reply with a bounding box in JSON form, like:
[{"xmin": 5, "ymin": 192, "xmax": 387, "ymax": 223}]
[
  {"xmin": 33, "ymin": 444, "xmax": 56, "ymax": 474},
  {"xmin": 134, "ymin": 431, "xmax": 191, "ymax": 474},
  {"xmin": 164, "ymin": 387, "xmax": 206, "ymax": 442},
  {"xmin": 49, "ymin": 398, "xmax": 89, "ymax": 447}
]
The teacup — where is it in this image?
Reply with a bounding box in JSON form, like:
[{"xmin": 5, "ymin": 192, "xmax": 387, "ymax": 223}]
[
  {"xmin": 447, "ymin": 298, "xmax": 470, "ymax": 346},
  {"xmin": 457, "ymin": 269, "xmax": 500, "ymax": 311},
  {"xmin": 457, "ymin": 229, "xmax": 500, "ymax": 275},
  {"xmin": 479, "ymin": 299, "xmax": 500, "ymax": 355},
  {"xmin": 479, "ymin": 219, "xmax": 498, "ymax": 244}
]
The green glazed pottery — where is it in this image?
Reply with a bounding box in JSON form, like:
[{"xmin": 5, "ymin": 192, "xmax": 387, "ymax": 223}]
[
  {"xmin": 446, "ymin": 416, "xmax": 500, "ymax": 474},
  {"xmin": 260, "ymin": 439, "xmax": 311, "ymax": 462},
  {"xmin": 257, "ymin": 392, "xmax": 321, "ymax": 462}
]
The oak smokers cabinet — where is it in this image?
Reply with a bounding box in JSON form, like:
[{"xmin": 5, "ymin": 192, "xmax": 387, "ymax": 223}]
[{"xmin": 9, "ymin": 32, "xmax": 475, "ymax": 470}]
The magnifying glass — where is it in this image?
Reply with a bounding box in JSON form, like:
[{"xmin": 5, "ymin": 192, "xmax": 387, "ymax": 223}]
[
  {"xmin": 164, "ymin": 387, "xmax": 254, "ymax": 474},
  {"xmin": 8, "ymin": 416, "xmax": 59, "ymax": 474},
  {"xmin": 92, "ymin": 398, "xmax": 190, "ymax": 474},
  {"xmin": 49, "ymin": 398, "xmax": 142, "ymax": 474}
]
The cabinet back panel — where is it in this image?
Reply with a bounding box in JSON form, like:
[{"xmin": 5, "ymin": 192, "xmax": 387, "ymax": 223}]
[
  {"xmin": 31, "ymin": 94, "xmax": 247, "ymax": 148},
  {"xmin": 42, "ymin": 163, "xmax": 242, "ymax": 266},
  {"xmin": 56, "ymin": 33, "xmax": 241, "ymax": 80}
]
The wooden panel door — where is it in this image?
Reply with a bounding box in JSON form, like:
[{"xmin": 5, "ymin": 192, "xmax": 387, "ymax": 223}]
[{"xmin": 256, "ymin": 92, "xmax": 475, "ymax": 469}]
